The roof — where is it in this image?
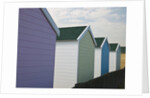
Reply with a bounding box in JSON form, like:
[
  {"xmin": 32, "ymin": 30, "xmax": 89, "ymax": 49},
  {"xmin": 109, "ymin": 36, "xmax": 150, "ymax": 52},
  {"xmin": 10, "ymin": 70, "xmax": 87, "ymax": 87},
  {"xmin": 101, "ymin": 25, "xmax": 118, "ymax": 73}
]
[
  {"xmin": 95, "ymin": 38, "xmax": 105, "ymax": 48},
  {"xmin": 57, "ymin": 26, "xmax": 97, "ymax": 46},
  {"xmin": 121, "ymin": 47, "xmax": 126, "ymax": 53},
  {"xmin": 57, "ymin": 26, "xmax": 86, "ymax": 40},
  {"xmin": 110, "ymin": 43, "xmax": 118, "ymax": 51},
  {"xmin": 41, "ymin": 8, "xmax": 60, "ymax": 36}
]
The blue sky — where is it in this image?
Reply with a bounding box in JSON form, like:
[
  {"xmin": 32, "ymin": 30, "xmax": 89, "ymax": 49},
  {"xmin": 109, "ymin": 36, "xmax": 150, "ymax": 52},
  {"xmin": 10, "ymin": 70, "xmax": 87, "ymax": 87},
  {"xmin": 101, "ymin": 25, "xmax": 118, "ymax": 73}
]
[{"xmin": 48, "ymin": 7, "xmax": 126, "ymax": 46}]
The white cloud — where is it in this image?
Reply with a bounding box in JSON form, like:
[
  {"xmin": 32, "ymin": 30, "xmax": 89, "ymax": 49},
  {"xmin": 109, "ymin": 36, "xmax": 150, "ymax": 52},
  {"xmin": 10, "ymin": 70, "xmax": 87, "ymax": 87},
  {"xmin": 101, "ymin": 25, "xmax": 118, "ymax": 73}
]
[{"xmin": 47, "ymin": 8, "xmax": 126, "ymax": 46}]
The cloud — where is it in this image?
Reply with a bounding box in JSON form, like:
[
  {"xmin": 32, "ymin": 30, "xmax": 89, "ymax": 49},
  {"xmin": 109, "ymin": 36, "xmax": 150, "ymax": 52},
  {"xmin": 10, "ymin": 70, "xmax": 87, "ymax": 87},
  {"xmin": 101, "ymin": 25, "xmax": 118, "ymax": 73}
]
[{"xmin": 47, "ymin": 7, "xmax": 126, "ymax": 46}]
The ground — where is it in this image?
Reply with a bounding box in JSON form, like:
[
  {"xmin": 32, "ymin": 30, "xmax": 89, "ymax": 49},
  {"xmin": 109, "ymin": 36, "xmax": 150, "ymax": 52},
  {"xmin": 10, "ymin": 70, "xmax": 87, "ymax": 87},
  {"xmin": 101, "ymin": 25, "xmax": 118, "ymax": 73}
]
[{"xmin": 73, "ymin": 68, "xmax": 125, "ymax": 88}]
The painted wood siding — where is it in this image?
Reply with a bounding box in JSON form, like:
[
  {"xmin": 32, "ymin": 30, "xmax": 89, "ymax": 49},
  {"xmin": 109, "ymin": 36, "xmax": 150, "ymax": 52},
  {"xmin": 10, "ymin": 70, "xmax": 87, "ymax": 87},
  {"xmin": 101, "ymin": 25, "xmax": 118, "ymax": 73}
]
[
  {"xmin": 101, "ymin": 41, "xmax": 109, "ymax": 75},
  {"xmin": 94, "ymin": 48, "xmax": 101, "ymax": 78},
  {"xmin": 120, "ymin": 53, "xmax": 125, "ymax": 69},
  {"xmin": 54, "ymin": 41, "xmax": 78, "ymax": 88},
  {"xmin": 78, "ymin": 31, "xmax": 95, "ymax": 83},
  {"xmin": 116, "ymin": 47, "xmax": 121, "ymax": 70},
  {"xmin": 16, "ymin": 8, "xmax": 56, "ymax": 88},
  {"xmin": 109, "ymin": 52, "xmax": 116, "ymax": 72}
]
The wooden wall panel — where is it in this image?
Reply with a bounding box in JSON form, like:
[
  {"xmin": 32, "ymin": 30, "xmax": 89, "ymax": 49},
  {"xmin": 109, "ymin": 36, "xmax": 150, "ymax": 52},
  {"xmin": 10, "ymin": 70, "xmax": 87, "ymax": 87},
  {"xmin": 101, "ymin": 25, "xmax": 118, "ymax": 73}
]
[
  {"xmin": 16, "ymin": 8, "xmax": 56, "ymax": 88},
  {"xmin": 54, "ymin": 41, "xmax": 78, "ymax": 88}
]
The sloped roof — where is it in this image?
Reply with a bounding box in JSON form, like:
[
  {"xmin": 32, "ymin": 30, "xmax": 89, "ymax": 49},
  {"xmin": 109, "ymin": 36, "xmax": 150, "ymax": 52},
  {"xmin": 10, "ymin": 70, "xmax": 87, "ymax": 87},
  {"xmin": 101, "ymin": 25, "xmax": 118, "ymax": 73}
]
[
  {"xmin": 57, "ymin": 26, "xmax": 87, "ymax": 40},
  {"xmin": 121, "ymin": 47, "xmax": 126, "ymax": 53},
  {"xmin": 95, "ymin": 38, "xmax": 105, "ymax": 48},
  {"xmin": 110, "ymin": 43, "xmax": 118, "ymax": 51},
  {"xmin": 41, "ymin": 8, "xmax": 60, "ymax": 36}
]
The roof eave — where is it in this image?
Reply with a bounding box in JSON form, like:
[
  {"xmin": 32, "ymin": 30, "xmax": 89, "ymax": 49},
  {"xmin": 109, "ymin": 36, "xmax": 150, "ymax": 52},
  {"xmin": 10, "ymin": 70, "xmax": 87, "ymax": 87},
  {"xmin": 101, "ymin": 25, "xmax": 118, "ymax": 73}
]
[
  {"xmin": 41, "ymin": 8, "xmax": 60, "ymax": 36},
  {"xmin": 77, "ymin": 25, "xmax": 97, "ymax": 46},
  {"xmin": 115, "ymin": 44, "xmax": 120, "ymax": 52},
  {"xmin": 100, "ymin": 38, "xmax": 106, "ymax": 48}
]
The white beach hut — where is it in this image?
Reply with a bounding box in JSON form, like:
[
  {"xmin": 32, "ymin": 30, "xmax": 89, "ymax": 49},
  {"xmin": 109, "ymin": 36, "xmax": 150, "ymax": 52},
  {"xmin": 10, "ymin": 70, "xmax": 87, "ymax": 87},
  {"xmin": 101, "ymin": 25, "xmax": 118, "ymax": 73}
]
[
  {"xmin": 94, "ymin": 37, "xmax": 110, "ymax": 78},
  {"xmin": 54, "ymin": 26, "xmax": 97, "ymax": 88},
  {"xmin": 109, "ymin": 43, "xmax": 121, "ymax": 72}
]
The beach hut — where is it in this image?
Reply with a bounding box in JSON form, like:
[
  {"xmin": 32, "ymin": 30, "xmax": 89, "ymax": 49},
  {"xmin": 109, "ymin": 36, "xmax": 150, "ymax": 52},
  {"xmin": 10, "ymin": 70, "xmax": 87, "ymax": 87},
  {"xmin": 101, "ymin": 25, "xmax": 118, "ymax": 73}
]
[
  {"xmin": 94, "ymin": 37, "xmax": 110, "ymax": 78},
  {"xmin": 109, "ymin": 43, "xmax": 121, "ymax": 72},
  {"xmin": 16, "ymin": 8, "xmax": 60, "ymax": 88},
  {"xmin": 54, "ymin": 26, "xmax": 97, "ymax": 88},
  {"xmin": 120, "ymin": 47, "xmax": 126, "ymax": 69}
]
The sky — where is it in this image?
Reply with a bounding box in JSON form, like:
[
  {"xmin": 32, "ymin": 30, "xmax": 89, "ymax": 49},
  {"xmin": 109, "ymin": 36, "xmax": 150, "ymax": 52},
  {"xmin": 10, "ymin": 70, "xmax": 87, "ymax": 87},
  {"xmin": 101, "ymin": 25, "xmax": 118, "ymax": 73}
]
[{"xmin": 47, "ymin": 7, "xmax": 126, "ymax": 46}]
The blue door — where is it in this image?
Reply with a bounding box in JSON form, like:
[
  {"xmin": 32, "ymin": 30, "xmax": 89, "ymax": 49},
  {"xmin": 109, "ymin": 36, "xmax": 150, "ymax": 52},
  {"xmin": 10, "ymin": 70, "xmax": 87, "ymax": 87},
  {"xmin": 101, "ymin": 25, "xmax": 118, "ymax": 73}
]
[{"xmin": 101, "ymin": 41, "xmax": 109, "ymax": 75}]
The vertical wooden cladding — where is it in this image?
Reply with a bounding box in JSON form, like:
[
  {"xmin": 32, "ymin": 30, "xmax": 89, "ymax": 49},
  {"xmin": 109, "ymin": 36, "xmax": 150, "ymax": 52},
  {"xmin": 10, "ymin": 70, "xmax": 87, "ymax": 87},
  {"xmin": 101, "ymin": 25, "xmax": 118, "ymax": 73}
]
[
  {"xmin": 120, "ymin": 54, "xmax": 125, "ymax": 69},
  {"xmin": 94, "ymin": 49, "xmax": 101, "ymax": 78},
  {"xmin": 109, "ymin": 44, "xmax": 121, "ymax": 72},
  {"xmin": 109, "ymin": 52, "xmax": 116, "ymax": 72},
  {"xmin": 116, "ymin": 47, "xmax": 121, "ymax": 70},
  {"xmin": 101, "ymin": 41, "xmax": 109, "ymax": 76},
  {"xmin": 54, "ymin": 41, "xmax": 78, "ymax": 88},
  {"xmin": 78, "ymin": 31, "xmax": 95, "ymax": 83},
  {"xmin": 54, "ymin": 26, "xmax": 96, "ymax": 87},
  {"xmin": 94, "ymin": 39, "xmax": 109, "ymax": 78},
  {"xmin": 16, "ymin": 8, "xmax": 56, "ymax": 88},
  {"xmin": 120, "ymin": 47, "xmax": 126, "ymax": 69}
]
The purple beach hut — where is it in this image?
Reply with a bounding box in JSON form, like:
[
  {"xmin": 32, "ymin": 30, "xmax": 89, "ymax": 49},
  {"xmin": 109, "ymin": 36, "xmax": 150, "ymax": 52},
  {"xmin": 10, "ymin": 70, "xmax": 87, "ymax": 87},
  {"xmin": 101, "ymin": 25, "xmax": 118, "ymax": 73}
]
[{"xmin": 16, "ymin": 8, "xmax": 60, "ymax": 88}]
